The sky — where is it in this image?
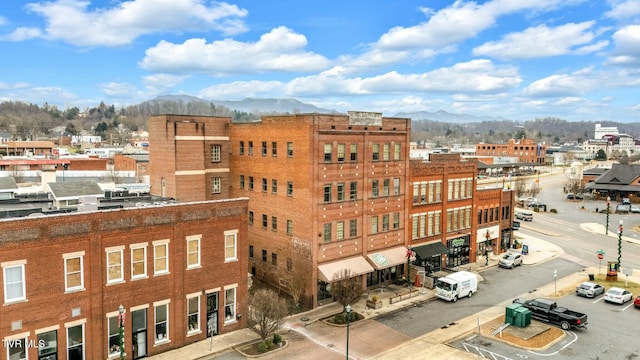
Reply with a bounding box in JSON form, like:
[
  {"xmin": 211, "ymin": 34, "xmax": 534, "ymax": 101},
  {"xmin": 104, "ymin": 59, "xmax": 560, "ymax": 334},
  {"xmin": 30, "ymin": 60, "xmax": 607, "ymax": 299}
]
[{"xmin": 1, "ymin": 0, "xmax": 640, "ymax": 122}]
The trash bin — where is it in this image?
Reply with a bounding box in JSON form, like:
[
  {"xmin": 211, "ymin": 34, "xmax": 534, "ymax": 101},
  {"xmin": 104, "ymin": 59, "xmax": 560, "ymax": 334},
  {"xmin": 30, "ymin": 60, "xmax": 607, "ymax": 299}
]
[{"xmin": 588, "ymin": 274, "xmax": 595, "ymax": 281}]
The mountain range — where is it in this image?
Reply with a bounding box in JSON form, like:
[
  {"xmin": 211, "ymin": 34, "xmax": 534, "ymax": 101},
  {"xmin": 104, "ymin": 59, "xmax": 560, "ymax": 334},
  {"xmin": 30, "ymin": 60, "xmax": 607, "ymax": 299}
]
[{"xmin": 154, "ymin": 95, "xmax": 511, "ymax": 123}]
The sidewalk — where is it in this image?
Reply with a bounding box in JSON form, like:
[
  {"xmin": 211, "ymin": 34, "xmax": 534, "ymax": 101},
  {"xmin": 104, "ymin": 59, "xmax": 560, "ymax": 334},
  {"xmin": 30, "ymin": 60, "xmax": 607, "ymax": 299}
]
[{"xmin": 147, "ymin": 227, "xmax": 630, "ymax": 360}]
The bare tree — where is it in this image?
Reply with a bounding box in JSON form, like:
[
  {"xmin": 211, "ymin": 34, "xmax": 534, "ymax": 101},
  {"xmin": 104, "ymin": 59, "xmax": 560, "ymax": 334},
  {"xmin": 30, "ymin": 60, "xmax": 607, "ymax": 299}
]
[
  {"xmin": 529, "ymin": 180, "xmax": 540, "ymax": 198},
  {"xmin": 331, "ymin": 269, "xmax": 364, "ymax": 310},
  {"xmin": 514, "ymin": 176, "xmax": 527, "ymax": 199},
  {"xmin": 280, "ymin": 239, "xmax": 311, "ymax": 308},
  {"xmin": 248, "ymin": 289, "xmax": 288, "ymax": 341}
]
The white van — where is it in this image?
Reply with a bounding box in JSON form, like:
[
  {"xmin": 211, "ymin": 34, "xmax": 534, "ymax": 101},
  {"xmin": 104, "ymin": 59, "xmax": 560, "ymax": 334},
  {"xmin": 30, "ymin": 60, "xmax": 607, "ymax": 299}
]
[
  {"xmin": 515, "ymin": 209, "xmax": 533, "ymax": 221},
  {"xmin": 435, "ymin": 271, "xmax": 478, "ymax": 302}
]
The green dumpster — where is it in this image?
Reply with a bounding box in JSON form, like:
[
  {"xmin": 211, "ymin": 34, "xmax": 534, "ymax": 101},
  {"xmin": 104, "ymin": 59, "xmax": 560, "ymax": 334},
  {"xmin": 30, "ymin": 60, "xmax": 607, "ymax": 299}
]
[
  {"xmin": 505, "ymin": 303, "xmax": 522, "ymax": 325},
  {"xmin": 514, "ymin": 306, "xmax": 531, "ymax": 327}
]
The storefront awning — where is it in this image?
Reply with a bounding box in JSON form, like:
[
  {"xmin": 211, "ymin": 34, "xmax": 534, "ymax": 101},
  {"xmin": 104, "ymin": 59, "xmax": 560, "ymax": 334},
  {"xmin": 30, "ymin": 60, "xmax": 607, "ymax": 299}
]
[
  {"xmin": 317, "ymin": 256, "xmax": 375, "ymax": 282},
  {"xmin": 366, "ymin": 246, "xmax": 409, "ymax": 270},
  {"xmin": 412, "ymin": 242, "xmax": 449, "ymax": 259}
]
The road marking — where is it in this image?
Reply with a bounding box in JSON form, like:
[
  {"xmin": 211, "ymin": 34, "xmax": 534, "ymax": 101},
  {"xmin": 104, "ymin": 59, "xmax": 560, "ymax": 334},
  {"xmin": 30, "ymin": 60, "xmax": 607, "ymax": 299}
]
[
  {"xmin": 622, "ymin": 303, "xmax": 634, "ymax": 311},
  {"xmin": 462, "ymin": 342, "xmax": 513, "ymax": 360},
  {"xmin": 591, "ymin": 297, "xmax": 604, "ymax": 304},
  {"xmin": 528, "ymin": 331, "xmax": 577, "ymax": 357}
]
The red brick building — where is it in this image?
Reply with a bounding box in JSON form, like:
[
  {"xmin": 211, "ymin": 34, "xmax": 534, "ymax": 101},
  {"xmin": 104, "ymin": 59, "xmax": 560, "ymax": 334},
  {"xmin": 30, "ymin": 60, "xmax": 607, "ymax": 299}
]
[
  {"xmin": 148, "ymin": 112, "xmax": 517, "ymax": 309},
  {"xmin": 0, "ymin": 199, "xmax": 248, "ymax": 360},
  {"xmin": 114, "ymin": 154, "xmax": 150, "ymax": 181},
  {"xmin": 408, "ymin": 154, "xmax": 516, "ymax": 276},
  {"xmin": 228, "ymin": 112, "xmax": 412, "ymax": 306},
  {"xmin": 475, "ymin": 138, "xmax": 546, "ymax": 164},
  {"xmin": 148, "ymin": 115, "xmax": 231, "ymax": 202}
]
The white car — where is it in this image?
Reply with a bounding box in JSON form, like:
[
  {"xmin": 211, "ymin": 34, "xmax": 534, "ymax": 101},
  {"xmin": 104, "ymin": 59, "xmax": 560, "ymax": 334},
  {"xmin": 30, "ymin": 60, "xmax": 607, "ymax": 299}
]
[
  {"xmin": 576, "ymin": 282, "xmax": 605, "ymax": 298},
  {"xmin": 498, "ymin": 252, "xmax": 523, "ymax": 269},
  {"xmin": 603, "ymin": 287, "xmax": 633, "ymax": 304}
]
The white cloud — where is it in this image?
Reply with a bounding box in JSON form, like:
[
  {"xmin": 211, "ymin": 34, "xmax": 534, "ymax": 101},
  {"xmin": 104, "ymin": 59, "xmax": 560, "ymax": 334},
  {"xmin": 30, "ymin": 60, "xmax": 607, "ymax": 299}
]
[
  {"xmin": 0, "ymin": 16, "xmax": 7, "ymax": 26},
  {"xmin": 140, "ymin": 27, "xmax": 331, "ymax": 75},
  {"xmin": 0, "ymin": 85, "xmax": 78, "ymax": 104},
  {"xmin": 282, "ymin": 60, "xmax": 520, "ymax": 97},
  {"xmin": 607, "ymin": 24, "xmax": 640, "ymax": 65},
  {"xmin": 198, "ymin": 80, "xmax": 284, "ymax": 100},
  {"xmin": 0, "ymin": 81, "xmax": 30, "ymax": 90},
  {"xmin": 4, "ymin": 27, "xmax": 43, "ymax": 41},
  {"xmin": 374, "ymin": 0, "xmax": 579, "ymax": 52},
  {"xmin": 605, "ymin": 0, "xmax": 640, "ymax": 21},
  {"xmin": 100, "ymin": 82, "xmax": 138, "ymax": 98},
  {"xmin": 473, "ymin": 22, "xmax": 603, "ymax": 59},
  {"xmin": 523, "ymin": 69, "xmax": 600, "ymax": 97},
  {"xmin": 8, "ymin": 0, "xmax": 248, "ymax": 46},
  {"xmin": 143, "ymin": 74, "xmax": 190, "ymax": 95}
]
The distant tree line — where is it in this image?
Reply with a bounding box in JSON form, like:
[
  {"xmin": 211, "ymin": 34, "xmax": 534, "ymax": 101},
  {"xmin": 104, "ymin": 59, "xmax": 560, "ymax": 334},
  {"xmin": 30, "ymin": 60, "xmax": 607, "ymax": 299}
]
[{"xmin": 1, "ymin": 100, "xmax": 638, "ymax": 146}]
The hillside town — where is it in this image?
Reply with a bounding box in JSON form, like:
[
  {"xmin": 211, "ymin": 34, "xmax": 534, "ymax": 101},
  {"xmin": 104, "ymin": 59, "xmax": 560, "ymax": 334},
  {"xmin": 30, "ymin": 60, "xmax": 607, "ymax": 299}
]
[{"xmin": 0, "ymin": 112, "xmax": 639, "ymax": 360}]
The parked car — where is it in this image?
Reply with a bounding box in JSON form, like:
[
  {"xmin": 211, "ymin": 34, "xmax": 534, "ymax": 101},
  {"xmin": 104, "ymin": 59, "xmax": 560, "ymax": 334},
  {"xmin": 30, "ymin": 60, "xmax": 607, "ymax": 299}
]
[
  {"xmin": 528, "ymin": 201, "xmax": 547, "ymax": 211},
  {"xmin": 567, "ymin": 193, "xmax": 584, "ymax": 200},
  {"xmin": 576, "ymin": 282, "xmax": 605, "ymax": 298},
  {"xmin": 499, "ymin": 252, "xmax": 523, "ymax": 269},
  {"xmin": 622, "ymin": 197, "xmax": 631, "ymax": 205},
  {"xmin": 634, "ymin": 294, "xmax": 640, "ymax": 309},
  {"xmin": 513, "ymin": 298, "xmax": 588, "ymax": 330},
  {"xmin": 604, "ymin": 287, "xmax": 633, "ymax": 304},
  {"xmin": 630, "ymin": 205, "xmax": 640, "ymax": 213},
  {"xmin": 615, "ymin": 204, "xmax": 630, "ymax": 214}
]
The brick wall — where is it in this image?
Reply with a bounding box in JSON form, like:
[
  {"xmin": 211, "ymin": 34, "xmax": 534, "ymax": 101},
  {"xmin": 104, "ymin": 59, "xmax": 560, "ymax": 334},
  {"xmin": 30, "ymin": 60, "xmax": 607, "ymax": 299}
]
[{"xmin": 0, "ymin": 199, "xmax": 248, "ymax": 360}]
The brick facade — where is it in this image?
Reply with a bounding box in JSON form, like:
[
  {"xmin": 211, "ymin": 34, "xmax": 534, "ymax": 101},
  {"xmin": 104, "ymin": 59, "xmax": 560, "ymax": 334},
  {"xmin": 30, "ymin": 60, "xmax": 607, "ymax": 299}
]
[
  {"xmin": 148, "ymin": 115, "xmax": 231, "ymax": 202},
  {"xmin": 476, "ymin": 138, "xmax": 546, "ymax": 164},
  {"xmin": 229, "ymin": 112, "xmax": 412, "ymax": 306},
  {"xmin": 149, "ymin": 113, "xmax": 515, "ymax": 309},
  {"xmin": 0, "ymin": 199, "xmax": 248, "ymax": 360}
]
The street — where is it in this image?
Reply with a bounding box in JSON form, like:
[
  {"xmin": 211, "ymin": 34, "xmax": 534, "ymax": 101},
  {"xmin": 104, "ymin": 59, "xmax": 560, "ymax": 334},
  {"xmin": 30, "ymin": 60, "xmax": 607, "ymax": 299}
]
[{"xmin": 213, "ymin": 171, "xmax": 640, "ymax": 359}]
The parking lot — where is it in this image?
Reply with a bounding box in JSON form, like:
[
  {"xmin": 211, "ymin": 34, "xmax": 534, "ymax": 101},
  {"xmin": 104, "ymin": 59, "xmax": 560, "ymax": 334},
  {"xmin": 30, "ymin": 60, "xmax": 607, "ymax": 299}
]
[{"xmin": 452, "ymin": 289, "xmax": 640, "ymax": 359}]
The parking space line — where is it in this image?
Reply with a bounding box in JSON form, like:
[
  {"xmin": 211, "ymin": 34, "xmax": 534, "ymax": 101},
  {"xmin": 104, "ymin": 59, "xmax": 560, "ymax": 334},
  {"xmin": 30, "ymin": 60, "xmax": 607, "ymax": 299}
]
[
  {"xmin": 462, "ymin": 342, "xmax": 513, "ymax": 360},
  {"xmin": 622, "ymin": 303, "xmax": 634, "ymax": 311},
  {"xmin": 591, "ymin": 297, "xmax": 604, "ymax": 304}
]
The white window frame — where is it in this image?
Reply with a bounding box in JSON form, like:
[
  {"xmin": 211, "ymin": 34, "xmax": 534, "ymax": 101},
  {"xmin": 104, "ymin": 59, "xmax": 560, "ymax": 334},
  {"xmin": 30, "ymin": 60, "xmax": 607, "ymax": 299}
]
[
  {"xmin": 63, "ymin": 252, "xmax": 85, "ymax": 292},
  {"xmin": 107, "ymin": 313, "xmax": 120, "ymax": 357},
  {"xmin": 186, "ymin": 235, "xmax": 201, "ymax": 269},
  {"xmin": 65, "ymin": 320, "xmax": 85, "ymax": 360},
  {"xmin": 224, "ymin": 230, "xmax": 238, "ymax": 262},
  {"xmin": 105, "ymin": 247, "xmax": 124, "ymax": 284},
  {"xmin": 211, "ymin": 144, "xmax": 221, "ymax": 162},
  {"xmin": 4, "ymin": 332, "xmax": 29, "ymax": 360},
  {"xmin": 153, "ymin": 240, "xmax": 170, "ymax": 276},
  {"xmin": 3, "ymin": 260, "xmax": 27, "ymax": 304},
  {"xmin": 224, "ymin": 285, "xmax": 237, "ymax": 324},
  {"xmin": 211, "ymin": 177, "xmax": 221, "ymax": 194},
  {"xmin": 187, "ymin": 294, "xmax": 200, "ymax": 335},
  {"xmin": 130, "ymin": 243, "xmax": 148, "ymax": 280},
  {"xmin": 154, "ymin": 300, "xmax": 170, "ymax": 344}
]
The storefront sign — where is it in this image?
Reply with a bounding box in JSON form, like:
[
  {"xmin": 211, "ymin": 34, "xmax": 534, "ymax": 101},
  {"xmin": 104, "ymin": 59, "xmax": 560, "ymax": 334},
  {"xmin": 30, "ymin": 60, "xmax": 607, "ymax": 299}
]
[
  {"xmin": 451, "ymin": 237, "xmax": 466, "ymax": 247},
  {"xmin": 371, "ymin": 253, "xmax": 390, "ymax": 267}
]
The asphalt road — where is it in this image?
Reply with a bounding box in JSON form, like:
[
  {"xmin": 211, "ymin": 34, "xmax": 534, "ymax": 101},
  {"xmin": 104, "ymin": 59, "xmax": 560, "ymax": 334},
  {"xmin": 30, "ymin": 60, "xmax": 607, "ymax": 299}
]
[
  {"xmin": 374, "ymin": 257, "xmax": 583, "ymax": 338},
  {"xmin": 451, "ymin": 290, "xmax": 640, "ymax": 360}
]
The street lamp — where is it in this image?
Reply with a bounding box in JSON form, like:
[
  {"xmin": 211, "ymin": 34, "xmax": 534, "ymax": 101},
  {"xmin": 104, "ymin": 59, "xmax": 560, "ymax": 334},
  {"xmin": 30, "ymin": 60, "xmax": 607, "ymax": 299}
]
[
  {"xmin": 484, "ymin": 231, "xmax": 491, "ymax": 266},
  {"xmin": 605, "ymin": 196, "xmax": 611, "ymax": 235},
  {"xmin": 118, "ymin": 304, "xmax": 125, "ymax": 360},
  {"xmin": 617, "ymin": 220, "xmax": 623, "ymax": 270},
  {"xmin": 345, "ymin": 304, "xmax": 351, "ymax": 360}
]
